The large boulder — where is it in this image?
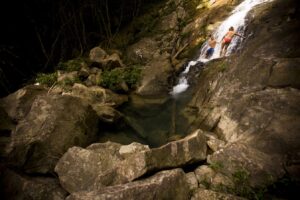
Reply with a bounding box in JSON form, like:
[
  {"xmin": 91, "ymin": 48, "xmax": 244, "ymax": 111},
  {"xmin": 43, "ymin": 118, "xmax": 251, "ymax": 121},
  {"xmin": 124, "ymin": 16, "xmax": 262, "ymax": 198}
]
[
  {"xmin": 0, "ymin": 85, "xmax": 47, "ymax": 121},
  {"xmin": 5, "ymin": 94, "xmax": 98, "ymax": 174},
  {"xmin": 66, "ymin": 169, "xmax": 190, "ymax": 200},
  {"xmin": 89, "ymin": 47, "xmax": 108, "ymax": 63},
  {"xmin": 126, "ymin": 38, "xmax": 159, "ymax": 64},
  {"xmin": 136, "ymin": 52, "xmax": 173, "ymax": 96},
  {"xmin": 55, "ymin": 130, "xmax": 207, "ymax": 193},
  {"xmin": 71, "ymin": 83, "xmax": 128, "ymax": 107},
  {"xmin": 54, "ymin": 142, "xmax": 124, "ymax": 193},
  {"xmin": 69, "ymin": 83, "xmax": 127, "ymax": 123}
]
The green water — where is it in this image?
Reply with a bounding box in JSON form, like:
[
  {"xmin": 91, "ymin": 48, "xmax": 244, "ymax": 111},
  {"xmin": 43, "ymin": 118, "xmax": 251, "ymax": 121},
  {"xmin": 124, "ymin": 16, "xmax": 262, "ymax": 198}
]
[{"xmin": 98, "ymin": 87, "xmax": 196, "ymax": 148}]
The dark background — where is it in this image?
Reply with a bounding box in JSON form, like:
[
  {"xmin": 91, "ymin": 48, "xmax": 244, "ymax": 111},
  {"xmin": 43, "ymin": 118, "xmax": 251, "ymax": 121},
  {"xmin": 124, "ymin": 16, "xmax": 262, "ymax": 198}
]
[{"xmin": 0, "ymin": 0, "xmax": 162, "ymax": 97}]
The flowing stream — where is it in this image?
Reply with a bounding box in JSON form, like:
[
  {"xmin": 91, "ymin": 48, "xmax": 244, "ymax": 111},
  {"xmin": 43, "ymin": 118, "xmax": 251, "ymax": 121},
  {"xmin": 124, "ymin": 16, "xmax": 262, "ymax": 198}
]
[{"xmin": 171, "ymin": 0, "xmax": 273, "ymax": 96}]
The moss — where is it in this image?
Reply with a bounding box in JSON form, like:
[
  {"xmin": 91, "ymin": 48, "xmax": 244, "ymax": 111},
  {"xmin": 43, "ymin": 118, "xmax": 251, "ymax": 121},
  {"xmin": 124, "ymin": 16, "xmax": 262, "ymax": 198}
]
[
  {"xmin": 209, "ymin": 161, "xmax": 224, "ymax": 171},
  {"xmin": 200, "ymin": 178, "xmax": 211, "ymax": 189},
  {"xmin": 58, "ymin": 77, "xmax": 82, "ymax": 86},
  {"xmin": 36, "ymin": 72, "xmax": 57, "ymax": 86},
  {"xmin": 100, "ymin": 65, "xmax": 142, "ymax": 91},
  {"xmin": 57, "ymin": 58, "xmax": 86, "ymax": 72}
]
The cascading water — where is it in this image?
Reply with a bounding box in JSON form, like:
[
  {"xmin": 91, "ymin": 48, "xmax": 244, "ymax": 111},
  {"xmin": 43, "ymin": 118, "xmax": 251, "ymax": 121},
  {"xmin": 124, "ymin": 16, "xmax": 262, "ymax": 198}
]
[{"xmin": 170, "ymin": 0, "xmax": 273, "ymax": 96}]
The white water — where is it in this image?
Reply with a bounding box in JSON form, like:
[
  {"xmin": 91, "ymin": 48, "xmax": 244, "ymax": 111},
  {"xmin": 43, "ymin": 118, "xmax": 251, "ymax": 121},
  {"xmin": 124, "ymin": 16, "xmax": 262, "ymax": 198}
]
[{"xmin": 170, "ymin": 0, "xmax": 273, "ymax": 96}]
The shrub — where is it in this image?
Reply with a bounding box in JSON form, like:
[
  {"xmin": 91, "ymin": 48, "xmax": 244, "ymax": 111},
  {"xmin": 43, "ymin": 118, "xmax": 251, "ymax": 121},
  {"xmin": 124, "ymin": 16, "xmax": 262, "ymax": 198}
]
[
  {"xmin": 100, "ymin": 68, "xmax": 124, "ymax": 90},
  {"xmin": 36, "ymin": 72, "xmax": 57, "ymax": 86},
  {"xmin": 59, "ymin": 77, "xmax": 82, "ymax": 86},
  {"xmin": 209, "ymin": 161, "xmax": 224, "ymax": 171},
  {"xmin": 100, "ymin": 65, "xmax": 142, "ymax": 91},
  {"xmin": 57, "ymin": 58, "xmax": 85, "ymax": 72},
  {"xmin": 124, "ymin": 66, "xmax": 142, "ymax": 88}
]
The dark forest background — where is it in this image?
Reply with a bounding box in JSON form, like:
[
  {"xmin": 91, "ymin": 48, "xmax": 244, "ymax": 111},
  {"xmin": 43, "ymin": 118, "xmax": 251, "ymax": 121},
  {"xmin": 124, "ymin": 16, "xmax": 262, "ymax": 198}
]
[{"xmin": 0, "ymin": 0, "xmax": 163, "ymax": 97}]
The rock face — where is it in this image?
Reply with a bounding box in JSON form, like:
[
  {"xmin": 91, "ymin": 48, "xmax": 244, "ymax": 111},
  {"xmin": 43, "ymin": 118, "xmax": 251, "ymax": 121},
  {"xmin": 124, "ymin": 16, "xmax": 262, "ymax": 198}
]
[
  {"xmin": 55, "ymin": 130, "xmax": 207, "ymax": 193},
  {"xmin": 5, "ymin": 94, "xmax": 98, "ymax": 174},
  {"xmin": 66, "ymin": 169, "xmax": 190, "ymax": 200},
  {"xmin": 185, "ymin": 0, "xmax": 300, "ymax": 186},
  {"xmin": 207, "ymin": 142, "xmax": 283, "ymax": 186}
]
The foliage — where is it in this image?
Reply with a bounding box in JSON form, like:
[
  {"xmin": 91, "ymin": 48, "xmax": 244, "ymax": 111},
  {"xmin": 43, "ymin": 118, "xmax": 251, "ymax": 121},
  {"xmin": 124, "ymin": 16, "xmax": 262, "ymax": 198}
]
[
  {"xmin": 209, "ymin": 161, "xmax": 224, "ymax": 171},
  {"xmin": 36, "ymin": 72, "xmax": 57, "ymax": 86},
  {"xmin": 200, "ymin": 179, "xmax": 211, "ymax": 189},
  {"xmin": 215, "ymin": 168, "xmax": 267, "ymax": 200},
  {"xmin": 57, "ymin": 58, "xmax": 86, "ymax": 72},
  {"xmin": 231, "ymin": 169, "xmax": 253, "ymax": 197},
  {"xmin": 59, "ymin": 77, "xmax": 82, "ymax": 86},
  {"xmin": 100, "ymin": 65, "xmax": 142, "ymax": 91}
]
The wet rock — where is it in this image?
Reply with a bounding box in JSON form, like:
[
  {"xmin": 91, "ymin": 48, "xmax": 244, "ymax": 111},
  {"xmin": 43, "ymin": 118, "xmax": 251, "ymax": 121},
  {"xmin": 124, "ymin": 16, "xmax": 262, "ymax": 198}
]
[
  {"xmin": 66, "ymin": 169, "xmax": 190, "ymax": 200},
  {"xmin": 136, "ymin": 52, "xmax": 173, "ymax": 96},
  {"xmin": 92, "ymin": 105, "xmax": 123, "ymax": 123}
]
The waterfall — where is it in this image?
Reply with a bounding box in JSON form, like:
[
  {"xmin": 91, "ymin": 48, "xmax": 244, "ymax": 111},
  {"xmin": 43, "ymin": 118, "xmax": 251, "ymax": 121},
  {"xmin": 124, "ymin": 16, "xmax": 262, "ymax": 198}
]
[{"xmin": 170, "ymin": 0, "xmax": 273, "ymax": 96}]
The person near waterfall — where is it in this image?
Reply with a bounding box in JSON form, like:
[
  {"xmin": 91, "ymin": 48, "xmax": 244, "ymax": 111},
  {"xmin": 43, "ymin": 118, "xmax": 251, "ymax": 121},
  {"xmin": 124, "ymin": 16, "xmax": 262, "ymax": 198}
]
[
  {"xmin": 220, "ymin": 26, "xmax": 244, "ymax": 56},
  {"xmin": 205, "ymin": 34, "xmax": 217, "ymax": 59}
]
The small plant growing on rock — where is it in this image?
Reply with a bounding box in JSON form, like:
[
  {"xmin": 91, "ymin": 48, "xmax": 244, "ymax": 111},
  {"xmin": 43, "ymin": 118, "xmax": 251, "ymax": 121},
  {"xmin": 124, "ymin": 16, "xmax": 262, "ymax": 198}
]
[
  {"xmin": 209, "ymin": 161, "xmax": 224, "ymax": 171},
  {"xmin": 36, "ymin": 72, "xmax": 57, "ymax": 86},
  {"xmin": 231, "ymin": 169, "xmax": 252, "ymax": 197},
  {"xmin": 100, "ymin": 65, "xmax": 141, "ymax": 91},
  {"xmin": 57, "ymin": 58, "xmax": 86, "ymax": 72},
  {"xmin": 200, "ymin": 178, "xmax": 211, "ymax": 189},
  {"xmin": 59, "ymin": 77, "xmax": 82, "ymax": 86}
]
